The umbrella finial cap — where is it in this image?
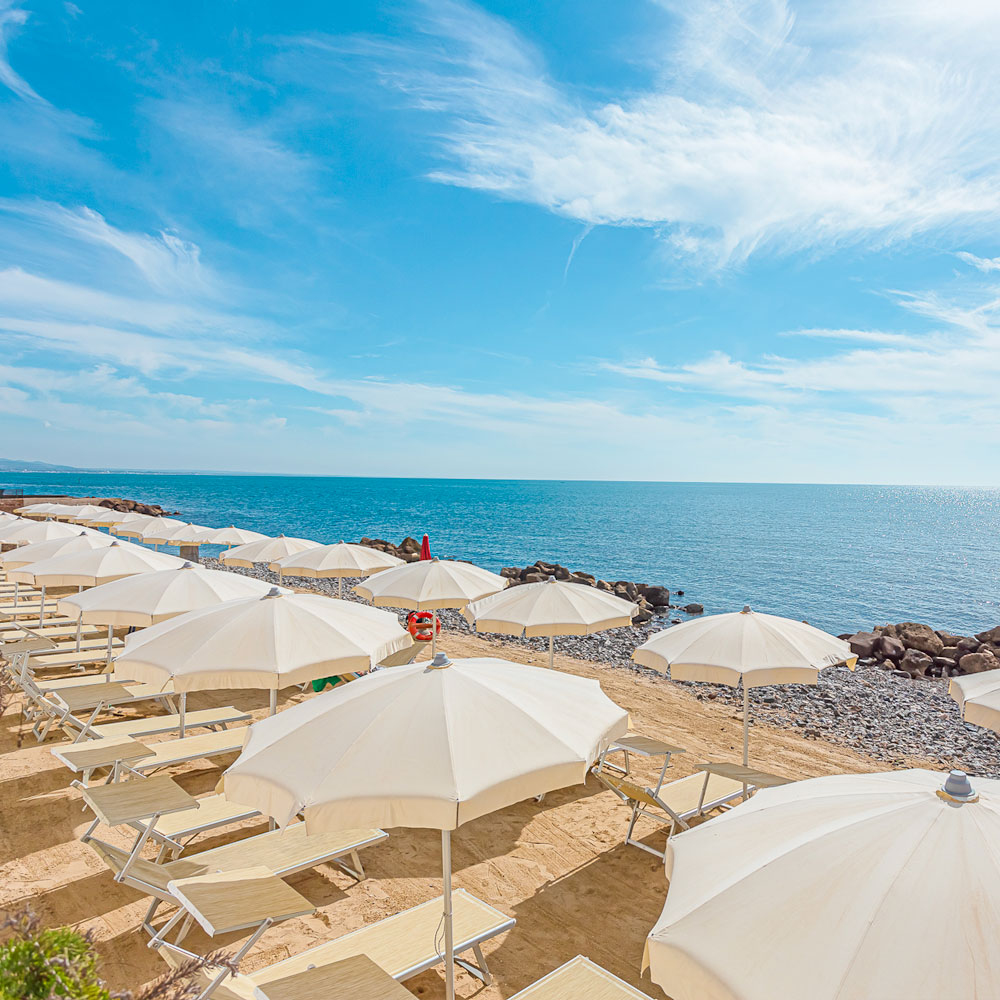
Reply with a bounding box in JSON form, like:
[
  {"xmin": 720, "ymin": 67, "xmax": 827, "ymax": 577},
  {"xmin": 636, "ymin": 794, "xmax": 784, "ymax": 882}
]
[
  {"xmin": 940, "ymin": 770, "xmax": 978, "ymax": 803},
  {"xmin": 429, "ymin": 653, "xmax": 451, "ymax": 670},
  {"xmin": 181, "ymin": 561, "xmax": 195, "ymax": 569},
  {"xmin": 742, "ymin": 605, "xmax": 751, "ymax": 614},
  {"xmin": 264, "ymin": 586, "xmax": 283, "ymax": 598}
]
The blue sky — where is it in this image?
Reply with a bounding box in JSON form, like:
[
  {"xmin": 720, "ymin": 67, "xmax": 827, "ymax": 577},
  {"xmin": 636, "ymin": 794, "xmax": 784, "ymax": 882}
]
[{"xmin": 1, "ymin": 0, "xmax": 999, "ymax": 482}]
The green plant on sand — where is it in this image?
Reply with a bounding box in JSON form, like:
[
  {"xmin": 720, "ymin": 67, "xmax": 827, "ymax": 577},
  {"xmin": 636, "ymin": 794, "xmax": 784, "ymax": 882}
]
[{"xmin": 0, "ymin": 908, "xmax": 230, "ymax": 1000}]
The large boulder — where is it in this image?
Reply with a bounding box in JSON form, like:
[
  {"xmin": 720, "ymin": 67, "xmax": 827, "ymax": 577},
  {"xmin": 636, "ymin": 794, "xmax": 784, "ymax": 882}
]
[
  {"xmin": 553, "ymin": 566, "xmax": 571, "ymax": 581},
  {"xmin": 900, "ymin": 648, "xmax": 934, "ymax": 677},
  {"xmin": 932, "ymin": 656, "xmax": 957, "ymax": 676},
  {"xmin": 896, "ymin": 623, "xmax": 943, "ymax": 657},
  {"xmin": 682, "ymin": 603, "xmax": 704, "ymax": 615},
  {"xmin": 878, "ymin": 635, "xmax": 906, "ymax": 660},
  {"xmin": 500, "ymin": 566, "xmax": 521, "ymax": 580},
  {"xmin": 569, "ymin": 573, "xmax": 595, "ymax": 587},
  {"xmin": 642, "ymin": 585, "xmax": 671, "ymax": 607},
  {"xmin": 847, "ymin": 632, "xmax": 880, "ymax": 659},
  {"xmin": 595, "ymin": 580, "xmax": 613, "ymax": 592},
  {"xmin": 957, "ymin": 637, "xmax": 981, "ymax": 656},
  {"xmin": 976, "ymin": 626, "xmax": 1000, "ymax": 645},
  {"xmin": 937, "ymin": 630, "xmax": 970, "ymax": 646},
  {"xmin": 959, "ymin": 651, "xmax": 1000, "ymax": 674}
]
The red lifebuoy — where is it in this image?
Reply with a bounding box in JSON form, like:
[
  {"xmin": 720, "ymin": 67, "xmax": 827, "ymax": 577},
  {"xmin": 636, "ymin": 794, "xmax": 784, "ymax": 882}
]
[{"xmin": 407, "ymin": 611, "xmax": 441, "ymax": 642}]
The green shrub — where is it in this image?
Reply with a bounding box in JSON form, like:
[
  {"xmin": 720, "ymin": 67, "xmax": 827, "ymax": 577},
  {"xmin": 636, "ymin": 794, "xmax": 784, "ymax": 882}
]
[{"xmin": 0, "ymin": 911, "xmax": 111, "ymax": 1000}]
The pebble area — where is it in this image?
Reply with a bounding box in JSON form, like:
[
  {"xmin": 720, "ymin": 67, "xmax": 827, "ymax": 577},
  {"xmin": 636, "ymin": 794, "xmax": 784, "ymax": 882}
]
[{"xmin": 205, "ymin": 558, "xmax": 1000, "ymax": 779}]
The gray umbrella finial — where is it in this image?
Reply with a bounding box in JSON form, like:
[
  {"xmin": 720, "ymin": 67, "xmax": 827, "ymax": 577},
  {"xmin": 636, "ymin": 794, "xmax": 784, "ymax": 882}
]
[
  {"xmin": 940, "ymin": 769, "xmax": 978, "ymax": 804},
  {"xmin": 429, "ymin": 653, "xmax": 451, "ymax": 669}
]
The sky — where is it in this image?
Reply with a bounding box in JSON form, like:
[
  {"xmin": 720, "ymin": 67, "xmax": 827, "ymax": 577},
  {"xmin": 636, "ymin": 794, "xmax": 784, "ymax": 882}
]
[{"xmin": 1, "ymin": 0, "xmax": 1000, "ymax": 483}]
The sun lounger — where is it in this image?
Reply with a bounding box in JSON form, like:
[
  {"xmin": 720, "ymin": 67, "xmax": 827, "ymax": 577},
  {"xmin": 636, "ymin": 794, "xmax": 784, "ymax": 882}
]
[
  {"xmin": 88, "ymin": 706, "xmax": 250, "ymax": 741},
  {"xmin": 22, "ymin": 676, "xmax": 177, "ymax": 741},
  {"xmin": 592, "ymin": 764, "xmax": 779, "ymax": 859},
  {"xmin": 22, "ymin": 643, "xmax": 124, "ymax": 673},
  {"xmin": 73, "ymin": 773, "xmax": 261, "ymax": 860},
  {"xmin": 156, "ymin": 888, "xmax": 515, "ymax": 1000},
  {"xmin": 509, "ymin": 955, "xmax": 653, "ymax": 998},
  {"xmin": 85, "ymin": 820, "xmax": 388, "ymax": 932},
  {"xmin": 598, "ymin": 732, "xmax": 685, "ymax": 795},
  {"xmin": 53, "ymin": 727, "xmax": 248, "ymax": 784}
]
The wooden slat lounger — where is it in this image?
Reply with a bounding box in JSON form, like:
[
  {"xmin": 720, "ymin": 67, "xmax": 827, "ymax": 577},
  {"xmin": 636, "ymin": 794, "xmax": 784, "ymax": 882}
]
[
  {"xmin": 158, "ymin": 888, "xmax": 515, "ymax": 1000},
  {"xmin": 89, "ymin": 706, "xmax": 250, "ymax": 741},
  {"xmin": 73, "ymin": 771, "xmax": 262, "ymax": 860},
  {"xmin": 592, "ymin": 764, "xmax": 786, "ymax": 859},
  {"xmin": 53, "ymin": 727, "xmax": 248, "ymax": 784},
  {"xmin": 85, "ymin": 822, "xmax": 388, "ymax": 932},
  {"xmin": 509, "ymin": 955, "xmax": 654, "ymax": 999}
]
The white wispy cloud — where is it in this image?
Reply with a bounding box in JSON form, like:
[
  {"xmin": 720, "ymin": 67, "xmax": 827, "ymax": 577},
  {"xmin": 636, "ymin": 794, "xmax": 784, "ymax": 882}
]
[
  {"xmin": 0, "ymin": 1, "xmax": 46, "ymax": 103},
  {"xmin": 304, "ymin": 0, "xmax": 1000, "ymax": 268},
  {"xmin": 956, "ymin": 251, "xmax": 1000, "ymax": 273}
]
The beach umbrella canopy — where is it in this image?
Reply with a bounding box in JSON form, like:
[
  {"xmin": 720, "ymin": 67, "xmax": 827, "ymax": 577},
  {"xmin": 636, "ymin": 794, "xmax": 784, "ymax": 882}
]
[
  {"xmin": 949, "ymin": 668, "xmax": 1000, "ymax": 734},
  {"xmin": 49, "ymin": 504, "xmax": 89, "ymax": 521},
  {"xmin": 269, "ymin": 541, "xmax": 403, "ymax": 595},
  {"xmin": 57, "ymin": 561, "xmax": 287, "ymax": 627},
  {"xmin": 464, "ymin": 577, "xmax": 638, "ymax": 667},
  {"xmin": 644, "ymin": 768, "xmax": 1000, "ymax": 1000},
  {"xmin": 78, "ymin": 507, "xmax": 140, "ymax": 528},
  {"xmin": 14, "ymin": 503, "xmax": 66, "ymax": 517},
  {"xmin": 0, "ymin": 531, "xmax": 113, "ymax": 569},
  {"xmin": 147, "ymin": 522, "xmax": 216, "ymax": 546},
  {"xmin": 355, "ymin": 557, "xmax": 507, "ymax": 654},
  {"xmin": 121, "ymin": 516, "xmax": 187, "ymax": 543},
  {"xmin": 200, "ymin": 525, "xmax": 269, "ymax": 548},
  {"xmin": 0, "ymin": 518, "xmax": 82, "ymax": 546},
  {"xmin": 633, "ymin": 607, "xmax": 854, "ymax": 765},
  {"xmin": 112, "ymin": 589, "xmax": 410, "ymax": 693},
  {"xmin": 220, "ymin": 534, "xmax": 318, "ymax": 569},
  {"xmin": 224, "ymin": 653, "xmax": 628, "ymax": 1000},
  {"xmin": 8, "ymin": 539, "xmax": 186, "ymax": 587},
  {"xmin": 66, "ymin": 504, "xmax": 117, "ymax": 524}
]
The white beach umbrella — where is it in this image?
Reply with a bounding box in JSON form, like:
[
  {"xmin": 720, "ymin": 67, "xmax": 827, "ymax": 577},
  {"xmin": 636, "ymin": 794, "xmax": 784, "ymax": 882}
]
[
  {"xmin": 0, "ymin": 518, "xmax": 82, "ymax": 547},
  {"xmin": 355, "ymin": 557, "xmax": 507, "ymax": 654},
  {"xmin": 113, "ymin": 589, "xmax": 409, "ymax": 732},
  {"xmin": 0, "ymin": 531, "xmax": 112, "ymax": 611},
  {"xmin": 8, "ymin": 540, "xmax": 185, "ymax": 627},
  {"xmin": 112, "ymin": 515, "xmax": 185, "ymax": 541},
  {"xmin": 14, "ymin": 503, "xmax": 65, "ymax": 517},
  {"xmin": 644, "ymin": 768, "xmax": 1000, "ymax": 1000},
  {"xmin": 0, "ymin": 531, "xmax": 113, "ymax": 569},
  {"xmin": 77, "ymin": 507, "xmax": 136, "ymax": 528},
  {"xmin": 66, "ymin": 504, "xmax": 116, "ymax": 524},
  {"xmin": 220, "ymin": 534, "xmax": 318, "ymax": 572},
  {"xmin": 224, "ymin": 653, "xmax": 628, "ymax": 1000},
  {"xmin": 949, "ymin": 669, "xmax": 1000, "ymax": 734},
  {"xmin": 148, "ymin": 523, "xmax": 216, "ymax": 547},
  {"xmin": 57, "ymin": 561, "xmax": 286, "ymax": 627},
  {"xmin": 633, "ymin": 607, "xmax": 855, "ymax": 766},
  {"xmin": 464, "ymin": 577, "xmax": 638, "ymax": 667},
  {"xmin": 200, "ymin": 524, "xmax": 269, "ymax": 550},
  {"xmin": 269, "ymin": 540, "xmax": 404, "ymax": 596}
]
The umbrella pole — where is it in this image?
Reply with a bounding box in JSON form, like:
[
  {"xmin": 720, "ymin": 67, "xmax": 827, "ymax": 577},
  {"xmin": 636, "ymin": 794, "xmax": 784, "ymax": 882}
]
[
  {"xmin": 105, "ymin": 624, "xmax": 113, "ymax": 680},
  {"xmin": 12, "ymin": 581, "xmax": 17, "ymax": 608},
  {"xmin": 742, "ymin": 683, "xmax": 750, "ymax": 800},
  {"xmin": 548, "ymin": 635, "xmax": 554, "ymax": 669},
  {"xmin": 179, "ymin": 693, "xmax": 186, "ymax": 738},
  {"xmin": 37, "ymin": 585, "xmax": 45, "ymax": 627},
  {"xmin": 442, "ymin": 829, "xmax": 455, "ymax": 1000},
  {"xmin": 75, "ymin": 617, "xmax": 81, "ymax": 652},
  {"xmin": 269, "ymin": 689, "xmax": 277, "ymax": 716},
  {"xmin": 338, "ymin": 578, "xmax": 343, "ymax": 598},
  {"xmin": 432, "ymin": 613, "xmax": 438, "ymax": 657}
]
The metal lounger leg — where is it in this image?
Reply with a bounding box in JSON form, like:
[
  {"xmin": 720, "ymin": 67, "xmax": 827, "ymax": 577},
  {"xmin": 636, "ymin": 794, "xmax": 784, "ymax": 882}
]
[
  {"xmin": 334, "ymin": 849, "xmax": 365, "ymax": 881},
  {"xmin": 455, "ymin": 942, "xmax": 492, "ymax": 984}
]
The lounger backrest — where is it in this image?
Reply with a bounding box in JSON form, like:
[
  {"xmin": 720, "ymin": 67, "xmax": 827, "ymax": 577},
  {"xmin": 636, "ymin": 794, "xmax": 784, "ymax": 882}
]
[
  {"xmin": 86, "ymin": 838, "xmax": 172, "ymax": 891},
  {"xmin": 594, "ymin": 770, "xmax": 662, "ymax": 810},
  {"xmin": 509, "ymin": 955, "xmax": 652, "ymax": 998}
]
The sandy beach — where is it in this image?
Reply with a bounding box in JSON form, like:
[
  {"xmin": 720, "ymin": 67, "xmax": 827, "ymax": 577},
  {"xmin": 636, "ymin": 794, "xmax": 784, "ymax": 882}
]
[{"xmin": 1, "ymin": 618, "xmax": 929, "ymax": 998}]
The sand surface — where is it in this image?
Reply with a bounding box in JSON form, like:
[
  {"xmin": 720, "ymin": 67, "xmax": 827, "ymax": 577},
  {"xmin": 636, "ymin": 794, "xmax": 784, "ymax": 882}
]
[{"xmin": 0, "ymin": 624, "xmax": 940, "ymax": 998}]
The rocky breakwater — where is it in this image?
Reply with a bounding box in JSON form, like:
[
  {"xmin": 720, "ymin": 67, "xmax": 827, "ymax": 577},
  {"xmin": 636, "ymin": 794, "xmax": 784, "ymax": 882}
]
[
  {"xmin": 499, "ymin": 560, "xmax": 703, "ymax": 624},
  {"xmin": 845, "ymin": 623, "xmax": 1000, "ymax": 680},
  {"xmin": 96, "ymin": 497, "xmax": 179, "ymax": 516}
]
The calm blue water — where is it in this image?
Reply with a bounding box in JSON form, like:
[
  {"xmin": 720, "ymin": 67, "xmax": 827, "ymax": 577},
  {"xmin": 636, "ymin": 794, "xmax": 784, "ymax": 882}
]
[{"xmin": 4, "ymin": 474, "xmax": 999, "ymax": 635}]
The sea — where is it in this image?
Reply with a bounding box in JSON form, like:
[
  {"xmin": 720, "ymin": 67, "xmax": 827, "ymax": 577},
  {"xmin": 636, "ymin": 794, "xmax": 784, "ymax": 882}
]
[{"xmin": 3, "ymin": 473, "xmax": 999, "ymax": 636}]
